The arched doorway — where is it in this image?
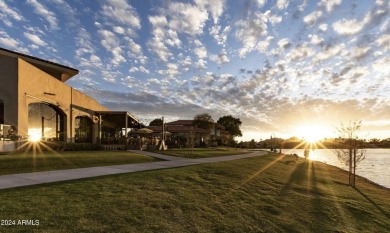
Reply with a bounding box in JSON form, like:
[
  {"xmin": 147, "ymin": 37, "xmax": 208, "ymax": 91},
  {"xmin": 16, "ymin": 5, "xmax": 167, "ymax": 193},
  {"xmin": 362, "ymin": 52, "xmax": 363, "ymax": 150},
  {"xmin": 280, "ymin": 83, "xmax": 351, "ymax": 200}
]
[
  {"xmin": 75, "ymin": 116, "xmax": 93, "ymax": 143},
  {"xmin": 28, "ymin": 103, "xmax": 65, "ymax": 141}
]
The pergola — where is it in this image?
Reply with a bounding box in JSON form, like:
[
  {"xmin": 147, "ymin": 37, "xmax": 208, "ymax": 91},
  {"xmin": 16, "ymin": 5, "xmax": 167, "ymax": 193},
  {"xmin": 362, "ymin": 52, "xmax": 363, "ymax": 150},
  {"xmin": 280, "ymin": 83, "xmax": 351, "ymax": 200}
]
[{"xmin": 95, "ymin": 111, "xmax": 143, "ymax": 148}]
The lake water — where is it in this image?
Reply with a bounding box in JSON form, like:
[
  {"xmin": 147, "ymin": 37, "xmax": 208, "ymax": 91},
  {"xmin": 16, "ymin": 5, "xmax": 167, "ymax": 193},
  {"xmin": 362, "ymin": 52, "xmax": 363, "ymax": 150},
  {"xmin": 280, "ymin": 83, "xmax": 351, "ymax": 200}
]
[{"xmin": 281, "ymin": 148, "xmax": 390, "ymax": 189}]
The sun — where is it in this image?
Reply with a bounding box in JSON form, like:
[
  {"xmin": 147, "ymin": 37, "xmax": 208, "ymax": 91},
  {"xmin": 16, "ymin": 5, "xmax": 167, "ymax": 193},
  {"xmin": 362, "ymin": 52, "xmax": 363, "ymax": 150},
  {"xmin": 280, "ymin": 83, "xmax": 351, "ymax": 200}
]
[
  {"xmin": 294, "ymin": 124, "xmax": 329, "ymax": 143},
  {"xmin": 28, "ymin": 129, "xmax": 42, "ymax": 143}
]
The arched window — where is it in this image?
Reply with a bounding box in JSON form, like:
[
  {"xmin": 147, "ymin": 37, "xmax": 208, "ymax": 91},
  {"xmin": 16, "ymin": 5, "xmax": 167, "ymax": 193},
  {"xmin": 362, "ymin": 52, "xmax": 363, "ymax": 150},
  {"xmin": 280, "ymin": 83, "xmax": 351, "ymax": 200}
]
[
  {"xmin": 28, "ymin": 103, "xmax": 65, "ymax": 141},
  {"xmin": 0, "ymin": 100, "xmax": 4, "ymax": 124},
  {"xmin": 75, "ymin": 116, "xmax": 93, "ymax": 143}
]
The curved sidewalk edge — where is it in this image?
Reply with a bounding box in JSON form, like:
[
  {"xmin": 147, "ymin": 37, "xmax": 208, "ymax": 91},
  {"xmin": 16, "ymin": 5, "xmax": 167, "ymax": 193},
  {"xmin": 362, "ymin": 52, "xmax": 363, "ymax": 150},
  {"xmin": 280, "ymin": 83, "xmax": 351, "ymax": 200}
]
[{"xmin": 0, "ymin": 150, "xmax": 268, "ymax": 190}]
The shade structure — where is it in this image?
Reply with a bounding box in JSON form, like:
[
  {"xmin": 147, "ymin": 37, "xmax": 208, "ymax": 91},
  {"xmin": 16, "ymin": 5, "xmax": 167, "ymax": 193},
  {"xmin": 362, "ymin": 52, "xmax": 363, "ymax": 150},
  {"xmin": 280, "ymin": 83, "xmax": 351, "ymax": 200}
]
[{"xmin": 132, "ymin": 128, "xmax": 154, "ymax": 134}]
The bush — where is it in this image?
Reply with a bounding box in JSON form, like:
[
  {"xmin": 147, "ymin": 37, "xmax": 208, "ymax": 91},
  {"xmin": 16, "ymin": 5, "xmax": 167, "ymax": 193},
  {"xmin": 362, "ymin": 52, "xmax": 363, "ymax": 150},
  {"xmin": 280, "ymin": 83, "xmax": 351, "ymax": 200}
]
[{"xmin": 41, "ymin": 142, "xmax": 101, "ymax": 151}]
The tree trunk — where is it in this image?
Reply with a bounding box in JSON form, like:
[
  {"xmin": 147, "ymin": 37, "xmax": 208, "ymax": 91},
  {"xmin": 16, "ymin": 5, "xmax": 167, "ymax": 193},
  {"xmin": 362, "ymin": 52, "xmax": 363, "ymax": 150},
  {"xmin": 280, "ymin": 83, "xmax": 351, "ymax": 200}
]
[
  {"xmin": 353, "ymin": 149, "xmax": 357, "ymax": 187},
  {"xmin": 349, "ymin": 148, "xmax": 352, "ymax": 186}
]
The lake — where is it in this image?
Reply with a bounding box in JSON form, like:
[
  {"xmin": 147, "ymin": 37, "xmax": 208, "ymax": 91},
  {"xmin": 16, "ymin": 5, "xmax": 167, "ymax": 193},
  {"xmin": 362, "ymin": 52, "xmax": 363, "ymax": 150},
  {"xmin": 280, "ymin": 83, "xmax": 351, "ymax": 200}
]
[{"xmin": 281, "ymin": 148, "xmax": 390, "ymax": 189}]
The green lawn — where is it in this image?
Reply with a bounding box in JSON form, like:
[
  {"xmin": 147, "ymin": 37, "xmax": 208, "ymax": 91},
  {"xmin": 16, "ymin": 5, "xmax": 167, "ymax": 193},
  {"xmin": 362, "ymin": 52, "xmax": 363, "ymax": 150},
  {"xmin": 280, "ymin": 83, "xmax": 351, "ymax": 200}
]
[
  {"xmin": 0, "ymin": 154, "xmax": 389, "ymax": 232},
  {"xmin": 0, "ymin": 150, "xmax": 160, "ymax": 175},
  {"xmin": 149, "ymin": 147, "xmax": 251, "ymax": 158}
]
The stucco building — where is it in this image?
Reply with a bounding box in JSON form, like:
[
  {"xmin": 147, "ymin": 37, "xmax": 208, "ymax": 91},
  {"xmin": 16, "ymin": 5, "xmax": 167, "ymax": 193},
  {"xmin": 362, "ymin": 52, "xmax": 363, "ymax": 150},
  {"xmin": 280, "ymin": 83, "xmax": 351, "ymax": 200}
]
[{"xmin": 0, "ymin": 47, "xmax": 141, "ymax": 149}]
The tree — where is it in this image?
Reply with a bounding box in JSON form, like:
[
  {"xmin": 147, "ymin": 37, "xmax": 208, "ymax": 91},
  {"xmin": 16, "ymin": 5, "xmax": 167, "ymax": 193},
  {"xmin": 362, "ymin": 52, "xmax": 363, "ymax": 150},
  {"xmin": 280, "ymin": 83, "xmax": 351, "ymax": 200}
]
[
  {"xmin": 193, "ymin": 113, "xmax": 214, "ymax": 131},
  {"xmin": 333, "ymin": 120, "xmax": 366, "ymax": 187},
  {"xmin": 149, "ymin": 118, "xmax": 163, "ymax": 126},
  {"xmin": 217, "ymin": 115, "xmax": 242, "ymax": 137}
]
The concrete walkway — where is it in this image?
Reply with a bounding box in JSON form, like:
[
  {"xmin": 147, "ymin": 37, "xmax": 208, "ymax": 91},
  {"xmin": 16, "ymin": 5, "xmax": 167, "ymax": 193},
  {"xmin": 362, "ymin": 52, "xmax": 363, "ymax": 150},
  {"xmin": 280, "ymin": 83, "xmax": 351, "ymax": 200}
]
[{"xmin": 0, "ymin": 150, "xmax": 267, "ymax": 190}]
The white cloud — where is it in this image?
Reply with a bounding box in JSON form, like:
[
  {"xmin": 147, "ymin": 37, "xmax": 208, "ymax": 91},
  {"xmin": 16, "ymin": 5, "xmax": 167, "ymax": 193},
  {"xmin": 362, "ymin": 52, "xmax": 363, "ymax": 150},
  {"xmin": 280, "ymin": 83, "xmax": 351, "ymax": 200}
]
[
  {"xmin": 27, "ymin": 0, "xmax": 58, "ymax": 29},
  {"xmin": 314, "ymin": 43, "xmax": 345, "ymax": 63},
  {"xmin": 320, "ymin": 0, "xmax": 342, "ymax": 13},
  {"xmin": 101, "ymin": 0, "xmax": 141, "ymax": 29},
  {"xmin": 209, "ymin": 25, "xmax": 230, "ymax": 46},
  {"xmin": 165, "ymin": 29, "xmax": 181, "ymax": 47},
  {"xmin": 128, "ymin": 39, "xmax": 142, "ymax": 55},
  {"xmin": 139, "ymin": 66, "xmax": 150, "ymax": 74},
  {"xmin": 195, "ymin": 0, "xmax": 226, "ymax": 24},
  {"xmin": 194, "ymin": 46, "xmax": 208, "ymax": 58},
  {"xmin": 277, "ymin": 38, "xmax": 291, "ymax": 49},
  {"xmin": 276, "ymin": 0, "xmax": 289, "ymax": 10},
  {"xmin": 309, "ymin": 34, "xmax": 323, "ymax": 45},
  {"xmin": 149, "ymin": 15, "xmax": 168, "ymax": 27},
  {"xmin": 167, "ymin": 2, "xmax": 209, "ymax": 35},
  {"xmin": 333, "ymin": 12, "xmax": 371, "ymax": 35},
  {"xmin": 286, "ymin": 45, "xmax": 314, "ymax": 61},
  {"xmin": 210, "ymin": 49, "xmax": 230, "ymax": 64},
  {"xmin": 235, "ymin": 12, "xmax": 269, "ymax": 57},
  {"xmin": 319, "ymin": 23, "xmax": 328, "ymax": 32},
  {"xmin": 0, "ymin": 0, "xmax": 24, "ymax": 25},
  {"xmin": 303, "ymin": 10, "xmax": 323, "ymax": 26},
  {"xmin": 376, "ymin": 34, "xmax": 390, "ymax": 51},
  {"xmin": 256, "ymin": 36, "xmax": 273, "ymax": 53},
  {"xmin": 158, "ymin": 63, "xmax": 180, "ymax": 77},
  {"xmin": 333, "ymin": 19, "xmax": 365, "ymax": 35},
  {"xmin": 23, "ymin": 32, "xmax": 47, "ymax": 46},
  {"xmin": 121, "ymin": 76, "xmax": 136, "ymax": 88},
  {"xmin": 98, "ymin": 29, "xmax": 125, "ymax": 66},
  {"xmin": 113, "ymin": 26, "xmax": 125, "ymax": 34},
  {"xmin": 0, "ymin": 30, "xmax": 22, "ymax": 50},
  {"xmin": 146, "ymin": 37, "xmax": 170, "ymax": 62},
  {"xmin": 99, "ymin": 30, "xmax": 119, "ymax": 50}
]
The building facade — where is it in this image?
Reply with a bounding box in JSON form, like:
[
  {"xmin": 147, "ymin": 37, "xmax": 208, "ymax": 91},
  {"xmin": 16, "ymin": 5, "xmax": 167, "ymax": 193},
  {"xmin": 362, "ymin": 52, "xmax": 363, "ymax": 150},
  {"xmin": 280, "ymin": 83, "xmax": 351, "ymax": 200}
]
[{"xmin": 0, "ymin": 48, "xmax": 140, "ymax": 148}]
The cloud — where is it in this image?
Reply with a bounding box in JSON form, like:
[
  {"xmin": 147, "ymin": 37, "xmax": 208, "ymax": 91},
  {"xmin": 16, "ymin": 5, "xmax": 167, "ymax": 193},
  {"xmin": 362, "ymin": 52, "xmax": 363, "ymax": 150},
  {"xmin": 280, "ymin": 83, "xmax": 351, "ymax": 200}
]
[
  {"xmin": 27, "ymin": 0, "xmax": 58, "ymax": 29},
  {"xmin": 146, "ymin": 37, "xmax": 170, "ymax": 62},
  {"xmin": 0, "ymin": 30, "xmax": 24, "ymax": 50},
  {"xmin": 23, "ymin": 32, "xmax": 47, "ymax": 46},
  {"xmin": 195, "ymin": 0, "xmax": 226, "ymax": 24},
  {"xmin": 333, "ymin": 19, "xmax": 365, "ymax": 35},
  {"xmin": 376, "ymin": 34, "xmax": 390, "ymax": 51},
  {"xmin": 167, "ymin": 2, "xmax": 209, "ymax": 36},
  {"xmin": 303, "ymin": 10, "xmax": 323, "ymax": 26},
  {"xmin": 276, "ymin": 0, "xmax": 289, "ymax": 10},
  {"xmin": 0, "ymin": 0, "xmax": 24, "ymax": 26},
  {"xmin": 98, "ymin": 29, "xmax": 125, "ymax": 66},
  {"xmin": 277, "ymin": 38, "xmax": 291, "ymax": 49},
  {"xmin": 320, "ymin": 0, "xmax": 342, "ymax": 13},
  {"xmin": 209, "ymin": 25, "xmax": 230, "ymax": 46},
  {"xmin": 100, "ymin": 0, "xmax": 141, "ymax": 29},
  {"xmin": 210, "ymin": 48, "xmax": 230, "ymax": 64}
]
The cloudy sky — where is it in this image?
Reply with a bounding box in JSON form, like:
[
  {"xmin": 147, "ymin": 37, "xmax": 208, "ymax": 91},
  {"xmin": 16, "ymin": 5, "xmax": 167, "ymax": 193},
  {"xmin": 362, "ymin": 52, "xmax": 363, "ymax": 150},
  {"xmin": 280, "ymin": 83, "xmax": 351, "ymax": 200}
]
[{"xmin": 1, "ymin": 0, "xmax": 389, "ymax": 141}]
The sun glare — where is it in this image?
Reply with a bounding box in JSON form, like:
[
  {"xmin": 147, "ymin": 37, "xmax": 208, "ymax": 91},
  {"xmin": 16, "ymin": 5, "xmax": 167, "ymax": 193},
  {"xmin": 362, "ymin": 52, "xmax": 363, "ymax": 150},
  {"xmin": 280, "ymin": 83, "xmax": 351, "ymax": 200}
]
[
  {"xmin": 28, "ymin": 129, "xmax": 42, "ymax": 143},
  {"xmin": 294, "ymin": 124, "xmax": 329, "ymax": 143}
]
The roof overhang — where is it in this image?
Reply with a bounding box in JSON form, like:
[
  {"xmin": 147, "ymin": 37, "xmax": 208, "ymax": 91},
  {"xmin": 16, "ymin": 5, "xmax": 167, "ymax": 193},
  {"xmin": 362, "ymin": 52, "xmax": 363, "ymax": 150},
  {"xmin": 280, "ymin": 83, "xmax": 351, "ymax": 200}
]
[
  {"xmin": 96, "ymin": 111, "xmax": 143, "ymax": 128},
  {"xmin": 0, "ymin": 47, "xmax": 79, "ymax": 82}
]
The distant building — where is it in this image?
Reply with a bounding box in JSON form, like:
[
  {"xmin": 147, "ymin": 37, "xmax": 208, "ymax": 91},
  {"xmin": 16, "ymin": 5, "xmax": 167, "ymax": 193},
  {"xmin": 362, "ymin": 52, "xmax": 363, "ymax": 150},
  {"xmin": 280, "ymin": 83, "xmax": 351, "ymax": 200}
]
[
  {"xmin": 161, "ymin": 120, "xmax": 230, "ymax": 146},
  {"xmin": 0, "ymin": 47, "xmax": 141, "ymax": 150}
]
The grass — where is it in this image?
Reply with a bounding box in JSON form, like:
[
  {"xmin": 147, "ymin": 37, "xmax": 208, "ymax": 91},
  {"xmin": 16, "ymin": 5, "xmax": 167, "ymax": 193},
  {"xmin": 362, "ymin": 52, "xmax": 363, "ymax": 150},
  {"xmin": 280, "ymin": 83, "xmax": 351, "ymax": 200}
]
[
  {"xmin": 0, "ymin": 153, "xmax": 389, "ymax": 232},
  {"xmin": 0, "ymin": 150, "xmax": 160, "ymax": 175},
  {"xmin": 148, "ymin": 147, "xmax": 251, "ymax": 158}
]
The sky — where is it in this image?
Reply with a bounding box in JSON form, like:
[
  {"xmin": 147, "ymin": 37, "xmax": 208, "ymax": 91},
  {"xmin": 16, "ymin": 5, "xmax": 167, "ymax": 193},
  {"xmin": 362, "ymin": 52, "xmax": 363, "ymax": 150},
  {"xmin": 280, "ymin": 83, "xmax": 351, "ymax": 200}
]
[{"xmin": 0, "ymin": 0, "xmax": 389, "ymax": 141}]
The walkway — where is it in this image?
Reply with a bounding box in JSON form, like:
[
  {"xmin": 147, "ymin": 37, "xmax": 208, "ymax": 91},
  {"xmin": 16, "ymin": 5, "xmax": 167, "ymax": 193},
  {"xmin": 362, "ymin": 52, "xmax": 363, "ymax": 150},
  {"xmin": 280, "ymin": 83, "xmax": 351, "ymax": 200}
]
[{"xmin": 0, "ymin": 150, "xmax": 267, "ymax": 190}]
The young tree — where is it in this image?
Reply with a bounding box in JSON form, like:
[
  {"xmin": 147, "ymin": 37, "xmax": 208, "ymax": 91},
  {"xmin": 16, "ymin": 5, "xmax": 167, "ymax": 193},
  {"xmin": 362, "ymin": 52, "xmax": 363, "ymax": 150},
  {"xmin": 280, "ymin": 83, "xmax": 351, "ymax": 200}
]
[{"xmin": 333, "ymin": 120, "xmax": 366, "ymax": 187}]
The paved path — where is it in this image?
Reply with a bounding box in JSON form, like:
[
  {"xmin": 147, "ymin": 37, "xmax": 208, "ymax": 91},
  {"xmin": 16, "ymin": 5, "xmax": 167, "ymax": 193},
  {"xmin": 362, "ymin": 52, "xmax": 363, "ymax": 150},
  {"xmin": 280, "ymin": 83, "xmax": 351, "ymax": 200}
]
[{"xmin": 0, "ymin": 150, "xmax": 267, "ymax": 190}]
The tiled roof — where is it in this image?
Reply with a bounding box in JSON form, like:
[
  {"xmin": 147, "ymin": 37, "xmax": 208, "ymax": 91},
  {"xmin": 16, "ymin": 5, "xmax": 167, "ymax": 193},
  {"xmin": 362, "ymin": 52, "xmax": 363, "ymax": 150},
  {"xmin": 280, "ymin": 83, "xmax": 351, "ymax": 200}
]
[
  {"xmin": 146, "ymin": 125, "xmax": 209, "ymax": 134},
  {"xmin": 166, "ymin": 120, "xmax": 194, "ymax": 126}
]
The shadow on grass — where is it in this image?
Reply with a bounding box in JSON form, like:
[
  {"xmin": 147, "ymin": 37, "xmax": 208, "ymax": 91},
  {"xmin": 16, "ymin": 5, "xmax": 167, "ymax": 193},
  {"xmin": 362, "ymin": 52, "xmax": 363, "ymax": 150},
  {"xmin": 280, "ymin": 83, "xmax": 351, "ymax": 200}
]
[
  {"xmin": 353, "ymin": 187, "xmax": 390, "ymax": 219},
  {"xmin": 280, "ymin": 161, "xmax": 329, "ymax": 231}
]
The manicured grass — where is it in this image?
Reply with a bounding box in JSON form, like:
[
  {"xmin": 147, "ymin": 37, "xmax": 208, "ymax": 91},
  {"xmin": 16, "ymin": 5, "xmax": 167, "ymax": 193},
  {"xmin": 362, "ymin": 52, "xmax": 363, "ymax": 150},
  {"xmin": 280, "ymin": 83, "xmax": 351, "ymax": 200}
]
[
  {"xmin": 149, "ymin": 147, "xmax": 251, "ymax": 158},
  {"xmin": 0, "ymin": 153, "xmax": 389, "ymax": 232},
  {"xmin": 0, "ymin": 150, "xmax": 160, "ymax": 175}
]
